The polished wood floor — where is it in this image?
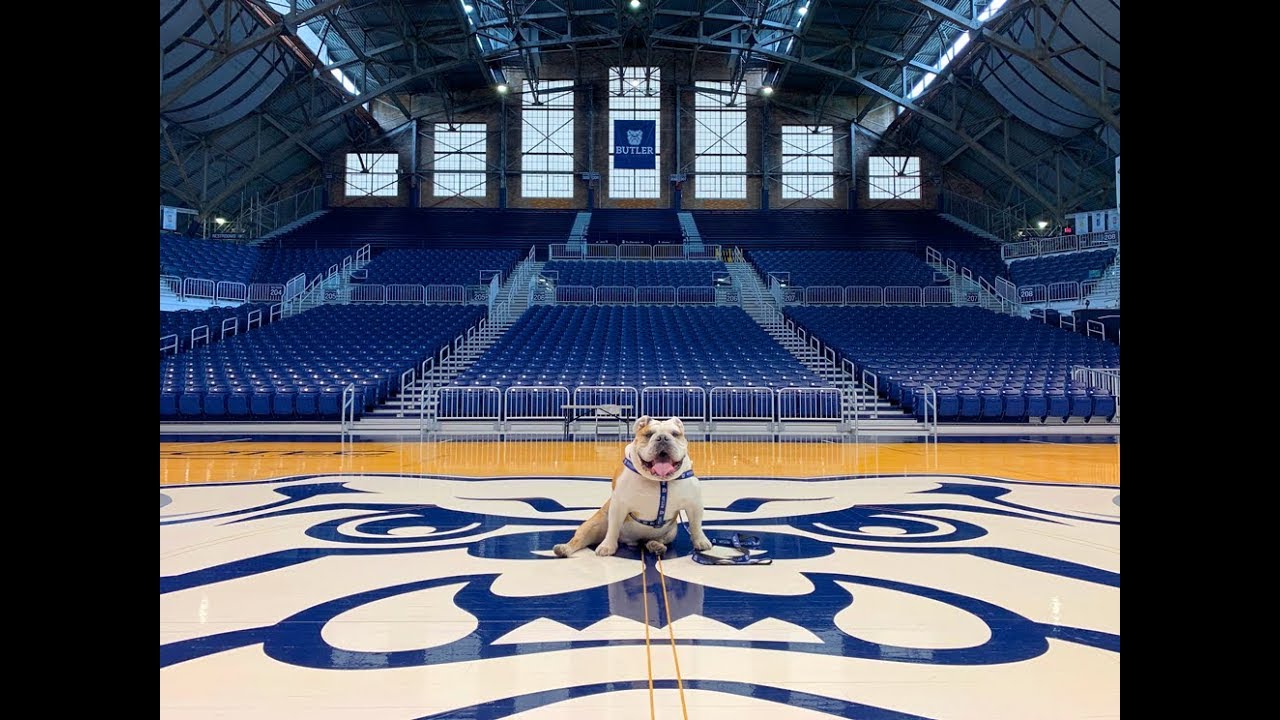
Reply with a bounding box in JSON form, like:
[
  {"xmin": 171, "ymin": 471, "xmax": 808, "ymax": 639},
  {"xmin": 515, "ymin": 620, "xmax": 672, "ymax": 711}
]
[{"xmin": 160, "ymin": 439, "xmax": 1119, "ymax": 486}]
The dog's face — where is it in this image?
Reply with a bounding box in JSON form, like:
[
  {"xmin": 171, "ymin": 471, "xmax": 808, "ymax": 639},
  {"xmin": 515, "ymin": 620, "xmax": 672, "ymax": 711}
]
[{"xmin": 629, "ymin": 416, "xmax": 690, "ymax": 481}]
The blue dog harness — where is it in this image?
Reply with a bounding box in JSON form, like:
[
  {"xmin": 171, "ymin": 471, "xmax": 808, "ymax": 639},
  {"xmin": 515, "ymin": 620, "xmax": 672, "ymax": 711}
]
[{"xmin": 622, "ymin": 456, "xmax": 695, "ymax": 528}]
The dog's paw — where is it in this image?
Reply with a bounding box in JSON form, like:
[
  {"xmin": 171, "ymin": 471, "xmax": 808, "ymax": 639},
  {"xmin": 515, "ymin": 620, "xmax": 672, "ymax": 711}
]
[
  {"xmin": 692, "ymin": 535, "xmax": 713, "ymax": 551},
  {"xmin": 552, "ymin": 543, "xmax": 574, "ymax": 557},
  {"xmin": 595, "ymin": 541, "xmax": 618, "ymax": 557},
  {"xmin": 644, "ymin": 540, "xmax": 667, "ymax": 556}
]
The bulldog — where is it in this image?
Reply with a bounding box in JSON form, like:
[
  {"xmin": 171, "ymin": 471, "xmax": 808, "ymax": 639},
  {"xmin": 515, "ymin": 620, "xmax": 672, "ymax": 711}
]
[{"xmin": 553, "ymin": 416, "xmax": 714, "ymax": 558}]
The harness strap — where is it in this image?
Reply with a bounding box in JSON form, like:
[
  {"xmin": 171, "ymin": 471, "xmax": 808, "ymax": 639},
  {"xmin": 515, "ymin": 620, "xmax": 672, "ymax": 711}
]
[{"xmin": 622, "ymin": 456, "xmax": 694, "ymax": 528}]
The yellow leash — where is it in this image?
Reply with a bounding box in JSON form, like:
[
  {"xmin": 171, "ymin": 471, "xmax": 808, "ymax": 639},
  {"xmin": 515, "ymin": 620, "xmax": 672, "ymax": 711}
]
[
  {"xmin": 655, "ymin": 552, "xmax": 691, "ymax": 720},
  {"xmin": 640, "ymin": 547, "xmax": 657, "ymax": 720}
]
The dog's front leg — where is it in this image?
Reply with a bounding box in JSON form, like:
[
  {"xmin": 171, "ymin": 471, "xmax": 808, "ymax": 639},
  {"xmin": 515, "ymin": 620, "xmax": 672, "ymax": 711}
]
[
  {"xmin": 685, "ymin": 502, "xmax": 713, "ymax": 551},
  {"xmin": 554, "ymin": 501, "xmax": 609, "ymax": 557},
  {"xmin": 595, "ymin": 498, "xmax": 629, "ymax": 556}
]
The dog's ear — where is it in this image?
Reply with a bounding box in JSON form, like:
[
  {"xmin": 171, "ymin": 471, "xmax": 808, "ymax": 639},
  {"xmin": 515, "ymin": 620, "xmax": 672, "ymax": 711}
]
[
  {"xmin": 669, "ymin": 417, "xmax": 685, "ymax": 433},
  {"xmin": 634, "ymin": 415, "xmax": 653, "ymax": 433}
]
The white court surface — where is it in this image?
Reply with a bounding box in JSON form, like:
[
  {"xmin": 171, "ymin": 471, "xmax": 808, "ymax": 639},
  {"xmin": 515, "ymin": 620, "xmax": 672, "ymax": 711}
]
[{"xmin": 160, "ymin": 473, "xmax": 1119, "ymax": 719}]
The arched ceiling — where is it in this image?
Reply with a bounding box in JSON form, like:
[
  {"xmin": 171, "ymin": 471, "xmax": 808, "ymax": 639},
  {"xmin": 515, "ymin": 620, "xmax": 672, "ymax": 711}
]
[{"xmin": 161, "ymin": 0, "xmax": 1119, "ymax": 219}]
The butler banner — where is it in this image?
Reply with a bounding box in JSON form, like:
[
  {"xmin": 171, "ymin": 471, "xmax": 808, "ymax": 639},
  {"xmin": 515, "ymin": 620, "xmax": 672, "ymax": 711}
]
[{"xmin": 613, "ymin": 119, "xmax": 656, "ymax": 169}]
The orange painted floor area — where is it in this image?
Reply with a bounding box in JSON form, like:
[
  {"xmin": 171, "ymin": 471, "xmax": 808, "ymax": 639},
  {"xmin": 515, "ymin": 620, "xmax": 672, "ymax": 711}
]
[{"xmin": 160, "ymin": 440, "xmax": 1119, "ymax": 486}]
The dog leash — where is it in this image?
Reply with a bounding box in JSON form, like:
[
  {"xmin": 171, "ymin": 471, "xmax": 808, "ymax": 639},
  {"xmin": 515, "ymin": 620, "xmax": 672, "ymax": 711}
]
[
  {"xmin": 639, "ymin": 547, "xmax": 658, "ymax": 720},
  {"xmin": 691, "ymin": 532, "xmax": 773, "ymax": 565},
  {"xmin": 622, "ymin": 457, "xmax": 694, "ymax": 529}
]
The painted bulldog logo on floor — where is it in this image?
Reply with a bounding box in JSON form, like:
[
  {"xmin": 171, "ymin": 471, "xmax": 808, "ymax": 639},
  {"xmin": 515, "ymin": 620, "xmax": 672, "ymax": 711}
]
[{"xmin": 161, "ymin": 474, "xmax": 1119, "ymax": 718}]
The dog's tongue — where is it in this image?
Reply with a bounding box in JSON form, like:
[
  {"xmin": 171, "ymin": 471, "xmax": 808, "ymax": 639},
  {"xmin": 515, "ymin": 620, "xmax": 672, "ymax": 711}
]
[{"xmin": 651, "ymin": 461, "xmax": 677, "ymax": 478}]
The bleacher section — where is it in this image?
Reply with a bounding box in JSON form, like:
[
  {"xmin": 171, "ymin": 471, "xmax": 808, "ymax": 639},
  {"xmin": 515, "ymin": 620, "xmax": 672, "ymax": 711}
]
[
  {"xmin": 160, "ymin": 305, "xmax": 484, "ymax": 420},
  {"xmin": 447, "ymin": 306, "xmax": 835, "ymax": 418},
  {"xmin": 160, "ymin": 234, "xmax": 258, "ymax": 284},
  {"xmin": 937, "ymin": 249, "xmax": 1008, "ymax": 285},
  {"xmin": 160, "ymin": 305, "xmax": 274, "ymax": 352},
  {"xmin": 263, "ymin": 208, "xmax": 578, "ymax": 250},
  {"xmin": 542, "ymin": 260, "xmax": 725, "ymax": 287},
  {"xmin": 361, "ymin": 249, "xmax": 525, "ymax": 285},
  {"xmin": 251, "ymin": 248, "xmax": 354, "ymax": 283},
  {"xmin": 1009, "ymin": 249, "xmax": 1117, "ymax": 287},
  {"xmin": 786, "ymin": 306, "xmax": 1119, "ymax": 422},
  {"xmin": 746, "ymin": 250, "xmax": 938, "ymax": 287},
  {"xmin": 160, "ymin": 235, "xmax": 358, "ymax": 284},
  {"xmin": 692, "ymin": 210, "xmax": 992, "ymax": 251},
  {"xmin": 586, "ymin": 209, "xmax": 682, "ymax": 244}
]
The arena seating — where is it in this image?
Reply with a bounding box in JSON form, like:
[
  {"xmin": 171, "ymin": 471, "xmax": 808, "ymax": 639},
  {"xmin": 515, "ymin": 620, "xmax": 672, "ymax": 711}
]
[
  {"xmin": 263, "ymin": 208, "xmax": 578, "ymax": 250},
  {"xmin": 160, "ymin": 304, "xmax": 484, "ymax": 420},
  {"xmin": 160, "ymin": 234, "xmax": 258, "ymax": 284},
  {"xmin": 447, "ymin": 306, "xmax": 836, "ymax": 418},
  {"xmin": 585, "ymin": 209, "xmax": 682, "ymax": 244},
  {"xmin": 160, "ymin": 234, "xmax": 360, "ymax": 284},
  {"xmin": 542, "ymin": 260, "xmax": 725, "ymax": 286},
  {"xmin": 786, "ymin": 306, "xmax": 1119, "ymax": 422},
  {"xmin": 160, "ymin": 305, "xmax": 274, "ymax": 351},
  {"xmin": 692, "ymin": 210, "xmax": 991, "ymax": 251},
  {"xmin": 746, "ymin": 250, "xmax": 938, "ymax": 287},
  {"xmin": 1008, "ymin": 248, "xmax": 1117, "ymax": 286},
  {"xmin": 361, "ymin": 248, "xmax": 525, "ymax": 285},
  {"xmin": 251, "ymin": 248, "xmax": 354, "ymax": 283},
  {"xmin": 937, "ymin": 249, "xmax": 1008, "ymax": 285}
]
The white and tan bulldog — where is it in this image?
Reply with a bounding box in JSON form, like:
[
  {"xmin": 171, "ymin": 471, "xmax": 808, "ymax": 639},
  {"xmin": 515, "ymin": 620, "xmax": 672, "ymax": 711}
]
[{"xmin": 553, "ymin": 416, "xmax": 714, "ymax": 557}]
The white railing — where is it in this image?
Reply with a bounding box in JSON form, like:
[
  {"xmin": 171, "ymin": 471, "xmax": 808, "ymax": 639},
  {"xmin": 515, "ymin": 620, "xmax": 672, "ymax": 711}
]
[
  {"xmin": 161, "ymin": 334, "xmax": 178, "ymax": 355},
  {"xmin": 504, "ymin": 386, "xmax": 572, "ymax": 420},
  {"xmin": 676, "ymin": 286, "xmax": 716, "ymax": 304},
  {"xmin": 190, "ymin": 324, "xmax": 209, "ymax": 348},
  {"xmin": 556, "ymin": 285, "xmax": 596, "ymax": 304},
  {"xmin": 573, "ymin": 386, "xmax": 640, "ymax": 416},
  {"xmin": 640, "ymin": 386, "xmax": 707, "ymax": 420},
  {"xmin": 846, "ymin": 286, "xmax": 883, "ymax": 305},
  {"xmin": 388, "ymin": 284, "xmax": 425, "ymax": 303},
  {"xmin": 637, "ymin": 286, "xmax": 677, "ymax": 304},
  {"xmin": 805, "ymin": 286, "xmax": 846, "ymax": 304},
  {"xmin": 1072, "ymin": 367, "xmax": 1120, "ymax": 397},
  {"xmin": 219, "ymin": 316, "xmax": 238, "ymax": 339},
  {"xmin": 596, "ymin": 286, "xmax": 637, "ymax": 304},
  {"xmin": 919, "ymin": 385, "xmax": 939, "ymax": 437},
  {"xmin": 709, "ymin": 387, "xmax": 776, "ymax": 421},
  {"xmin": 777, "ymin": 387, "xmax": 842, "ymax": 421},
  {"xmin": 182, "ymin": 278, "xmax": 216, "ymax": 300},
  {"xmin": 248, "ymin": 283, "xmax": 285, "ymax": 302},
  {"xmin": 1002, "ymin": 230, "xmax": 1120, "ymax": 261},
  {"xmin": 543, "ymin": 285, "xmax": 725, "ymax": 305},
  {"xmin": 341, "ymin": 383, "xmax": 358, "ymax": 439},
  {"xmin": 161, "ymin": 275, "xmax": 182, "ymax": 296},
  {"xmin": 420, "ymin": 383, "xmax": 869, "ymax": 424},
  {"xmin": 436, "ymin": 386, "xmax": 503, "ymax": 420},
  {"xmin": 350, "ymin": 285, "xmax": 386, "ymax": 303},
  {"xmin": 550, "ymin": 243, "xmax": 723, "ymax": 260},
  {"xmin": 939, "ymin": 191, "xmax": 1028, "ymax": 241},
  {"xmin": 426, "ymin": 285, "xmax": 468, "ymax": 303},
  {"xmin": 923, "ymin": 286, "xmax": 953, "ymax": 305},
  {"xmin": 884, "ymin": 286, "xmax": 923, "ymax": 305}
]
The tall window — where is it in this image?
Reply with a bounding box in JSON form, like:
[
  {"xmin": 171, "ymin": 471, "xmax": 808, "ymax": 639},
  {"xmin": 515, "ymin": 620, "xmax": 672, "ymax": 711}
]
[
  {"xmin": 433, "ymin": 123, "xmax": 487, "ymax": 197},
  {"xmin": 522, "ymin": 80, "xmax": 575, "ymax": 198},
  {"xmin": 344, "ymin": 153, "xmax": 398, "ymax": 197},
  {"xmin": 780, "ymin": 126, "xmax": 834, "ymax": 199},
  {"xmin": 869, "ymin": 156, "xmax": 921, "ymax": 199},
  {"xmin": 694, "ymin": 82, "xmax": 747, "ymax": 199},
  {"xmin": 609, "ymin": 67, "xmax": 661, "ymax": 199}
]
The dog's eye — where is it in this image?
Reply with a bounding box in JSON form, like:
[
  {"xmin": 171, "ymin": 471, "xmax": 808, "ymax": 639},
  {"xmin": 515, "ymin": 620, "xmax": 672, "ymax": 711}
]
[{"xmin": 672, "ymin": 431, "xmax": 682, "ymax": 437}]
